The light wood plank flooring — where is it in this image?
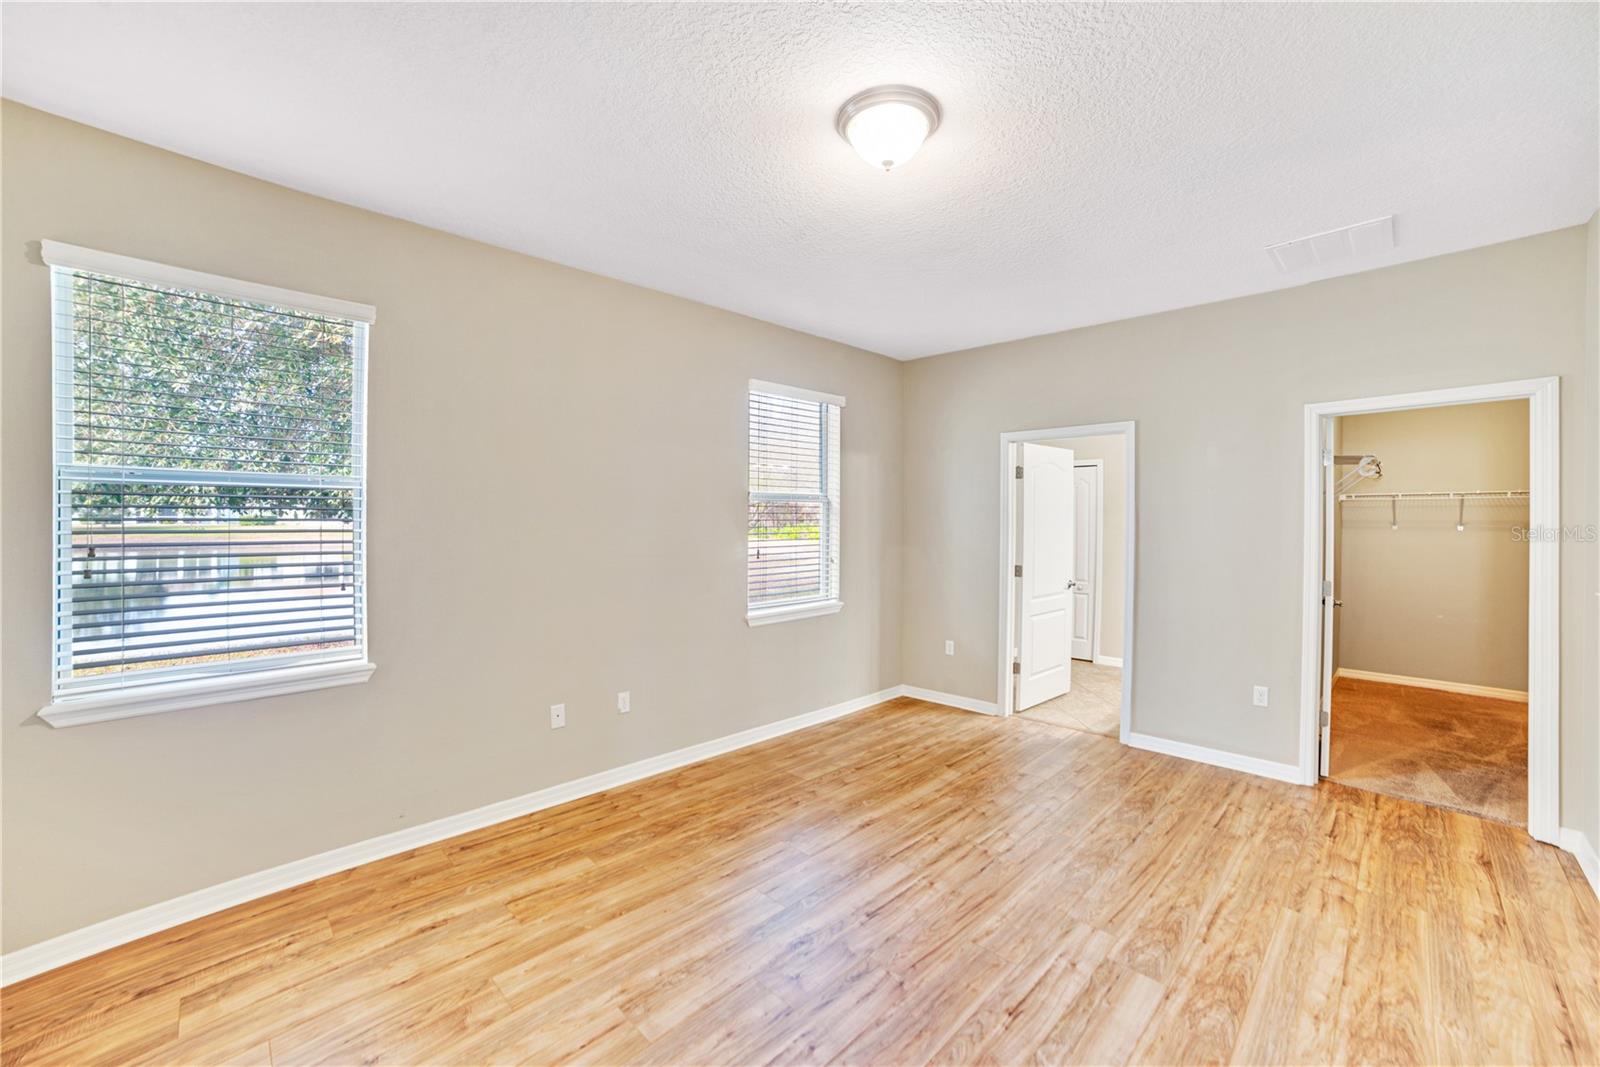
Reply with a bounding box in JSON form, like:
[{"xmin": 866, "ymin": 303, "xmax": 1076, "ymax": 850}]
[{"xmin": 3, "ymin": 697, "xmax": 1595, "ymax": 1066}]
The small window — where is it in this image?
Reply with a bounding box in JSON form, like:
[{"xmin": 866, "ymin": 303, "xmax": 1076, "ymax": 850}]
[
  {"xmin": 41, "ymin": 242, "xmax": 375, "ymax": 723},
  {"xmin": 747, "ymin": 380, "xmax": 844, "ymax": 624}
]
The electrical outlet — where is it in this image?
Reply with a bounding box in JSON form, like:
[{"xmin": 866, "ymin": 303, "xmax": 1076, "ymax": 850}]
[
  {"xmin": 1252, "ymin": 686, "xmax": 1269, "ymax": 708},
  {"xmin": 617, "ymin": 690, "xmax": 630, "ymax": 714},
  {"xmin": 550, "ymin": 703, "xmax": 566, "ymax": 729},
  {"xmin": 944, "ymin": 640, "xmax": 955, "ymax": 656}
]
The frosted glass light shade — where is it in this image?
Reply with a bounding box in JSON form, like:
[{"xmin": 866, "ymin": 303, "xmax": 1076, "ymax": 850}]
[{"xmin": 835, "ymin": 86, "xmax": 941, "ymax": 172}]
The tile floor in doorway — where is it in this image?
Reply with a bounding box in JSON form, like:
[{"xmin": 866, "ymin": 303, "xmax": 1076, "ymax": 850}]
[{"xmin": 1018, "ymin": 660, "xmax": 1123, "ymax": 738}]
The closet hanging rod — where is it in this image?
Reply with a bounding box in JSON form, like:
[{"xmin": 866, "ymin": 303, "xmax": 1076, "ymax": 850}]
[{"xmin": 1338, "ymin": 489, "xmax": 1529, "ymax": 501}]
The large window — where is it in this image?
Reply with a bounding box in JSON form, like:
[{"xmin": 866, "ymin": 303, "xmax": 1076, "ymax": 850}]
[
  {"xmin": 747, "ymin": 380, "xmax": 843, "ymax": 624},
  {"xmin": 42, "ymin": 242, "xmax": 375, "ymax": 724}
]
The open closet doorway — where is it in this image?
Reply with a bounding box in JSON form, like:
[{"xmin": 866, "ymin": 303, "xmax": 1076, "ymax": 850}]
[
  {"xmin": 998, "ymin": 423, "xmax": 1135, "ymax": 741},
  {"xmin": 1301, "ymin": 378, "xmax": 1560, "ymax": 842}
]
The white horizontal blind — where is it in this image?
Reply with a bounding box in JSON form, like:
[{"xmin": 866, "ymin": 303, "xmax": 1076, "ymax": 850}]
[
  {"xmin": 51, "ymin": 261, "xmax": 369, "ymax": 696},
  {"xmin": 748, "ymin": 385, "xmax": 841, "ymax": 611}
]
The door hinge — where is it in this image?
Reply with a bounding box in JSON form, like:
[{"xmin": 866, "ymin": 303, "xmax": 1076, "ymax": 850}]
[
  {"xmin": 1015, "ymin": 464, "xmax": 1024, "ymax": 479},
  {"xmin": 1321, "ymin": 447, "xmax": 1333, "ymax": 467},
  {"xmin": 1014, "ymin": 564, "xmax": 1023, "ymax": 578},
  {"xmin": 1012, "ymin": 660, "xmax": 1021, "ymax": 675},
  {"xmin": 1320, "ymin": 710, "xmax": 1330, "ymax": 727}
]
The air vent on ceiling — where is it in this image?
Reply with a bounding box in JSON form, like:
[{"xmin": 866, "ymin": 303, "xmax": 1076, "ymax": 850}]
[{"xmin": 1266, "ymin": 215, "xmax": 1395, "ymax": 273}]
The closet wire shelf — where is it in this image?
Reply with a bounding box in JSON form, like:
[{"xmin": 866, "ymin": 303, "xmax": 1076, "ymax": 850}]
[
  {"xmin": 1337, "ymin": 490, "xmax": 1529, "ymax": 502},
  {"xmin": 1338, "ymin": 489, "xmax": 1529, "ymax": 532}
]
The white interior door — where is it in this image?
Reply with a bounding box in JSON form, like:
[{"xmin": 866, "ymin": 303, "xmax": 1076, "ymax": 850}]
[
  {"xmin": 1016, "ymin": 443, "xmax": 1076, "ymax": 711},
  {"xmin": 1071, "ymin": 463, "xmax": 1100, "ymax": 661}
]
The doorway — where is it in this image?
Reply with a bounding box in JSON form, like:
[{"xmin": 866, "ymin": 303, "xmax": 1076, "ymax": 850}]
[
  {"xmin": 998, "ymin": 422, "xmax": 1135, "ymax": 741},
  {"xmin": 1299, "ymin": 378, "xmax": 1560, "ymax": 842}
]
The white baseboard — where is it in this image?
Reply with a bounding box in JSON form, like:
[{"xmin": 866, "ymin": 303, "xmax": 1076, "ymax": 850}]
[
  {"xmin": 899, "ymin": 685, "xmax": 1000, "ymax": 715},
  {"xmin": 10, "ymin": 675, "xmax": 1568, "ymax": 986},
  {"xmin": 0, "ymin": 684, "xmax": 902, "ymax": 987},
  {"xmin": 1125, "ymin": 731, "xmax": 1304, "ymax": 785},
  {"xmin": 1093, "ymin": 654, "xmax": 1123, "ymax": 668},
  {"xmin": 1559, "ymin": 827, "xmax": 1600, "ymax": 897},
  {"xmin": 1333, "ymin": 668, "xmax": 1528, "ymax": 702}
]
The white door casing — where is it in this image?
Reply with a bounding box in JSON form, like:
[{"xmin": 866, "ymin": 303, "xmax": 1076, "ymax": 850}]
[
  {"xmin": 1318, "ymin": 427, "xmax": 1336, "ymax": 777},
  {"xmin": 1299, "ymin": 377, "xmax": 1558, "ymax": 845},
  {"xmin": 1016, "ymin": 443, "xmax": 1076, "ymax": 710},
  {"xmin": 996, "ymin": 421, "xmax": 1135, "ymax": 732},
  {"xmin": 1071, "ymin": 462, "xmax": 1101, "ymax": 662}
]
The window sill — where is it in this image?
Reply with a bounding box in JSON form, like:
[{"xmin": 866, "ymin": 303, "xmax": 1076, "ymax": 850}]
[
  {"xmin": 746, "ymin": 600, "xmax": 843, "ymax": 626},
  {"xmin": 37, "ymin": 659, "xmax": 378, "ymax": 728}
]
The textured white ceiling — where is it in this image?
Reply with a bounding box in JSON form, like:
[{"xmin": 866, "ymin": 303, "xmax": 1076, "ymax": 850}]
[{"xmin": 3, "ymin": 3, "xmax": 1595, "ymax": 359}]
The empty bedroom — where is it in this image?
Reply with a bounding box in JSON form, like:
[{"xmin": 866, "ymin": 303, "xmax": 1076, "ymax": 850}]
[{"xmin": 1, "ymin": 3, "xmax": 1597, "ymax": 1066}]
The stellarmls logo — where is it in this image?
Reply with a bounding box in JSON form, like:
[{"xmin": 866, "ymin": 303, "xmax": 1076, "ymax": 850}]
[{"xmin": 1512, "ymin": 525, "xmax": 1598, "ymax": 542}]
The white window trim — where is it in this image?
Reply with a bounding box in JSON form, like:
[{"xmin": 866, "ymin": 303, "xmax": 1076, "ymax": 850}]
[
  {"xmin": 746, "ymin": 380, "xmax": 844, "ymax": 625},
  {"xmin": 38, "ymin": 242, "xmax": 377, "ymax": 727},
  {"xmin": 748, "ymin": 378, "xmax": 846, "ymax": 410},
  {"xmin": 746, "ymin": 599, "xmax": 844, "ymax": 626},
  {"xmin": 40, "ymin": 241, "xmax": 377, "ymax": 324},
  {"xmin": 38, "ymin": 659, "xmax": 378, "ymax": 728}
]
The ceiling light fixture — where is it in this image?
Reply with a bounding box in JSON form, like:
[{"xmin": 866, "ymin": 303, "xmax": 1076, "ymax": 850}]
[{"xmin": 835, "ymin": 85, "xmax": 941, "ymax": 172}]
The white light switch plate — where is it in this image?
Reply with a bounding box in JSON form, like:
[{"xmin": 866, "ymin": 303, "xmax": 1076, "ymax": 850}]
[
  {"xmin": 617, "ymin": 691, "xmax": 630, "ymax": 714},
  {"xmin": 944, "ymin": 640, "xmax": 955, "ymax": 656},
  {"xmin": 1252, "ymin": 686, "xmax": 1269, "ymax": 708},
  {"xmin": 550, "ymin": 703, "xmax": 566, "ymax": 729}
]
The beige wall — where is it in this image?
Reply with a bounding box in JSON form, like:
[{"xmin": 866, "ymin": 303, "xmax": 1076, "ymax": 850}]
[
  {"xmin": 0, "ymin": 103, "xmax": 904, "ymax": 952},
  {"xmin": 900, "ymin": 226, "xmax": 1597, "ymax": 836},
  {"xmin": 1333, "ymin": 401, "xmax": 1531, "ymax": 691},
  {"xmin": 1042, "ymin": 435, "xmax": 1127, "ymax": 660}
]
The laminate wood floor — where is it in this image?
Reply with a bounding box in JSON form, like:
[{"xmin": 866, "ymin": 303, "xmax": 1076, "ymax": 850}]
[{"xmin": 3, "ymin": 697, "xmax": 1596, "ymax": 1066}]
